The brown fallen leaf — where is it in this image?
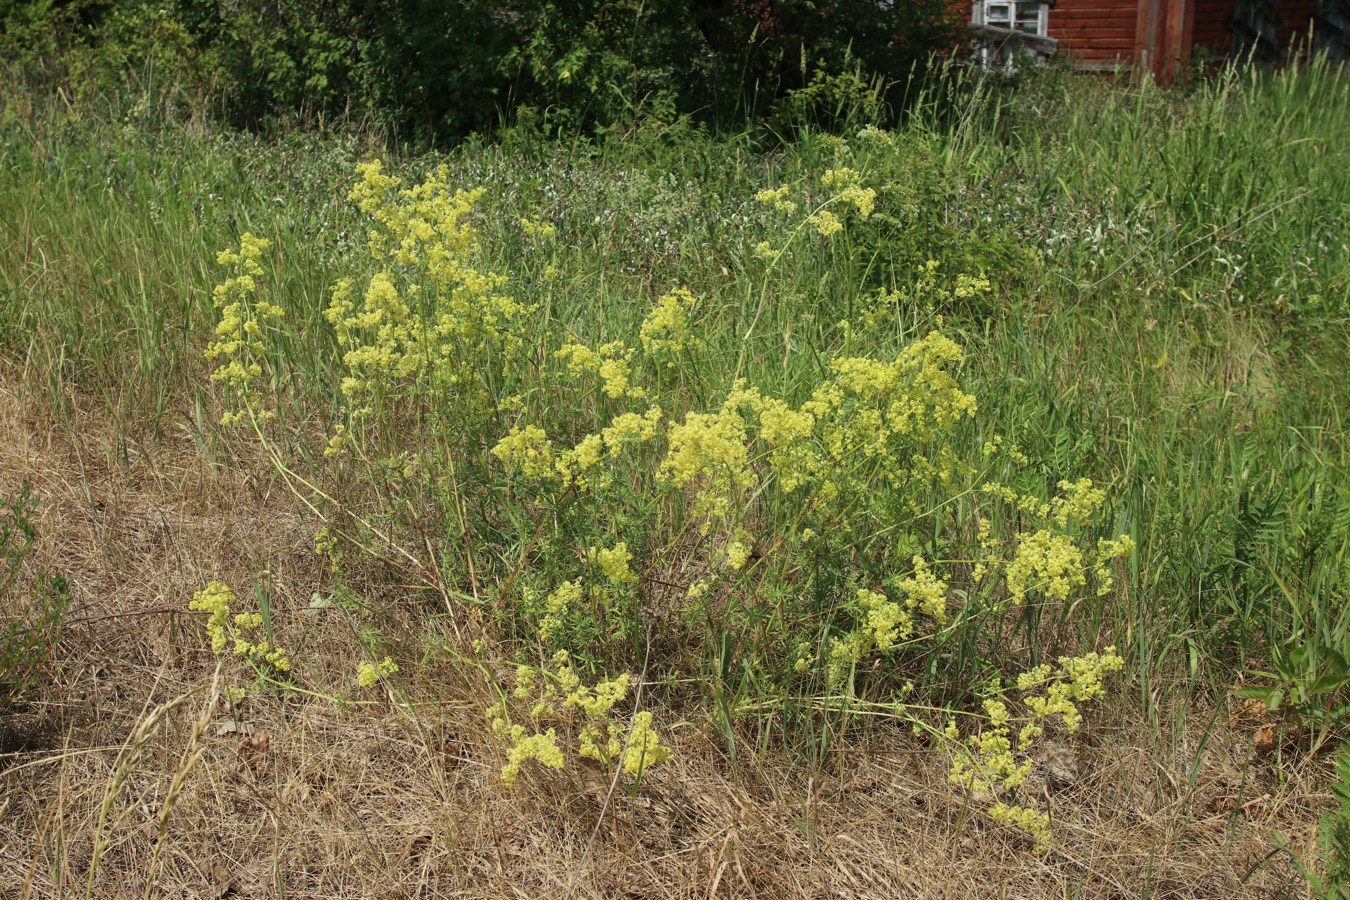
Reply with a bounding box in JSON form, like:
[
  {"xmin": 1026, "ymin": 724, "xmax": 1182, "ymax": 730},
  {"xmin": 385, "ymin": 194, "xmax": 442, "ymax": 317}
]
[
  {"xmin": 1043, "ymin": 743, "xmax": 1079, "ymax": 790},
  {"xmin": 1231, "ymin": 697, "xmax": 1268, "ymax": 725},
  {"xmin": 1252, "ymin": 724, "xmax": 1278, "ymax": 758}
]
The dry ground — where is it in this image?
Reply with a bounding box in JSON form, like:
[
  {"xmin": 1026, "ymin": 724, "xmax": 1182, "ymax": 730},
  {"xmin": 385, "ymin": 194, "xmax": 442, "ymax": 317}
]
[{"xmin": 0, "ymin": 374, "xmax": 1331, "ymax": 898}]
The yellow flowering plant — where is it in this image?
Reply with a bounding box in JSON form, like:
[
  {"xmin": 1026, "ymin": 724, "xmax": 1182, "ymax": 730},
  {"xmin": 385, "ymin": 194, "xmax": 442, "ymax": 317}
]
[
  {"xmin": 946, "ymin": 648, "xmax": 1126, "ymax": 851},
  {"xmin": 486, "ymin": 651, "xmax": 671, "ymax": 788},
  {"xmin": 188, "ymin": 581, "xmax": 292, "ymax": 696},
  {"xmin": 199, "ymin": 152, "xmax": 1139, "ymax": 845},
  {"xmin": 204, "ymin": 233, "xmax": 285, "ymax": 427}
]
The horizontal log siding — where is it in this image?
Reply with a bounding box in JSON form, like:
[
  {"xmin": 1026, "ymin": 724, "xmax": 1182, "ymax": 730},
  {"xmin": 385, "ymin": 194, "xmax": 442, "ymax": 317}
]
[
  {"xmin": 1048, "ymin": 1, "xmax": 1139, "ymax": 59},
  {"xmin": 955, "ymin": 0, "xmax": 1319, "ymax": 66}
]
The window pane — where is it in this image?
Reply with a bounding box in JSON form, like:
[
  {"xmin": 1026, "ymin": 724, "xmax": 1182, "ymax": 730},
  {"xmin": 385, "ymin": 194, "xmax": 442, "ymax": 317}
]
[{"xmin": 1015, "ymin": 5, "xmax": 1042, "ymax": 33}]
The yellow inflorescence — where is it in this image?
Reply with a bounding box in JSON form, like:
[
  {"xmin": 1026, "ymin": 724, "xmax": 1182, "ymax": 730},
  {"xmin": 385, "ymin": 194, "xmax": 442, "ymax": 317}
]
[
  {"xmin": 205, "ymin": 233, "xmax": 284, "ymax": 425},
  {"xmin": 357, "ymin": 656, "xmax": 398, "ymax": 688},
  {"xmin": 979, "ymin": 479, "xmax": 1134, "ymax": 605},
  {"xmin": 488, "ymin": 653, "xmax": 670, "ymax": 787},
  {"xmin": 324, "ymin": 161, "xmax": 532, "ymax": 418},
  {"xmin": 556, "ymin": 339, "xmax": 646, "ymax": 400},
  {"xmin": 640, "ymin": 287, "xmax": 700, "ymax": 361},
  {"xmin": 948, "ymin": 647, "xmax": 1125, "ymax": 851},
  {"xmin": 754, "ymin": 184, "xmax": 797, "ymax": 215},
  {"xmin": 500, "ymin": 727, "xmax": 565, "ymax": 787},
  {"xmin": 189, "ymin": 581, "xmax": 234, "ymax": 654},
  {"xmin": 588, "ymin": 542, "xmax": 637, "ymax": 584},
  {"xmin": 188, "ymin": 581, "xmax": 291, "ymax": 679},
  {"xmin": 660, "ymin": 403, "xmax": 756, "ymax": 526}
]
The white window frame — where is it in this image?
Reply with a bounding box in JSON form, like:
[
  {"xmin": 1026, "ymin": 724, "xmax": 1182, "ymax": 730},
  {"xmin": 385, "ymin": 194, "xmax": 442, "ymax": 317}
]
[{"xmin": 972, "ymin": 1, "xmax": 1051, "ymax": 68}]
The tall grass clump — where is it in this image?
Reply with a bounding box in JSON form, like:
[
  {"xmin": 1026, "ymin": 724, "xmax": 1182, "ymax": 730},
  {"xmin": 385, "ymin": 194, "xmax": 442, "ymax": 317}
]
[{"xmin": 989, "ymin": 55, "xmax": 1350, "ymax": 320}]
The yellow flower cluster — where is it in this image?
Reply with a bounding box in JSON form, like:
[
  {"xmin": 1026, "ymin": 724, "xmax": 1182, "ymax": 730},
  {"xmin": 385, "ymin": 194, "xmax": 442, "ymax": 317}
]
[
  {"xmin": 488, "ymin": 652, "xmax": 670, "ymax": 786},
  {"xmin": 754, "ymin": 184, "xmax": 797, "ymax": 215},
  {"xmin": 653, "ymin": 332, "xmax": 973, "ymax": 548},
  {"xmin": 204, "ymin": 233, "xmax": 284, "ymax": 426},
  {"xmin": 947, "ymin": 647, "xmax": 1125, "ymax": 850},
  {"xmin": 1005, "ymin": 529, "xmax": 1088, "ymax": 605},
  {"xmin": 820, "ymin": 167, "xmax": 876, "ymax": 218},
  {"xmin": 621, "ymin": 711, "xmax": 669, "ymax": 776},
  {"xmin": 981, "ymin": 433, "xmax": 1030, "ymax": 465},
  {"xmin": 826, "ymin": 556, "xmax": 951, "ymax": 686},
  {"xmin": 492, "ymin": 406, "xmax": 664, "ymax": 491},
  {"xmin": 898, "ymin": 555, "xmax": 948, "ymax": 623},
  {"xmin": 1018, "ymin": 648, "xmax": 1125, "ymax": 734},
  {"xmin": 188, "ymin": 581, "xmax": 234, "ymax": 655},
  {"xmin": 723, "ymin": 538, "xmax": 751, "ymax": 572},
  {"xmin": 807, "ymin": 209, "xmax": 843, "ymax": 237},
  {"xmin": 325, "ymin": 161, "xmax": 532, "ymax": 415},
  {"xmin": 639, "ymin": 287, "xmax": 700, "ymax": 361},
  {"xmin": 990, "ymin": 802, "xmax": 1052, "ymax": 849},
  {"xmin": 556, "ymin": 339, "xmax": 646, "ymax": 400},
  {"xmin": 491, "ymin": 425, "xmax": 558, "ymax": 480},
  {"xmin": 519, "ymin": 216, "xmax": 556, "ymax": 239},
  {"xmin": 660, "ymin": 400, "xmax": 756, "ymax": 525},
  {"xmin": 500, "ymin": 727, "xmax": 565, "ymax": 787},
  {"xmin": 357, "ymin": 656, "xmax": 398, "ymax": 688},
  {"xmin": 188, "ymin": 580, "xmax": 291, "ymax": 676},
  {"xmin": 855, "ymin": 125, "xmax": 895, "ymax": 148},
  {"xmin": 538, "ymin": 579, "xmax": 584, "ymax": 643},
  {"xmin": 588, "ymin": 542, "xmax": 637, "ymax": 584},
  {"xmin": 827, "ymin": 586, "xmax": 916, "ymax": 686},
  {"xmin": 756, "ymin": 167, "xmax": 875, "ymax": 241},
  {"xmin": 979, "ymin": 479, "xmax": 1134, "ymax": 604}
]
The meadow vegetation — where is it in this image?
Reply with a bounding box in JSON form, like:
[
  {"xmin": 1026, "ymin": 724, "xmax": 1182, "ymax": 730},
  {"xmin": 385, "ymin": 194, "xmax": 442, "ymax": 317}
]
[{"xmin": 1, "ymin": 40, "xmax": 1349, "ymax": 896}]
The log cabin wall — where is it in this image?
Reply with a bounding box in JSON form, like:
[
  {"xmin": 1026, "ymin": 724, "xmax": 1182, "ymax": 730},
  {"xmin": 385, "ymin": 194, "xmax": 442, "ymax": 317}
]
[
  {"xmin": 1276, "ymin": 0, "xmax": 1320, "ymax": 51},
  {"xmin": 1192, "ymin": 0, "xmax": 1235, "ymax": 54},
  {"xmin": 956, "ymin": 0, "xmax": 1326, "ymax": 75},
  {"xmin": 1047, "ymin": 1, "xmax": 1140, "ymax": 68}
]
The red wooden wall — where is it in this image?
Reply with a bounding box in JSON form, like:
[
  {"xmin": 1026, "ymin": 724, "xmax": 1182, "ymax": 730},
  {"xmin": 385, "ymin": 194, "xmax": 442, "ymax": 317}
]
[
  {"xmin": 1047, "ymin": 1, "xmax": 1140, "ymax": 64},
  {"xmin": 957, "ymin": 0, "xmax": 1325, "ymax": 71},
  {"xmin": 1277, "ymin": 0, "xmax": 1320, "ymax": 51},
  {"xmin": 1191, "ymin": 0, "xmax": 1233, "ymax": 53}
]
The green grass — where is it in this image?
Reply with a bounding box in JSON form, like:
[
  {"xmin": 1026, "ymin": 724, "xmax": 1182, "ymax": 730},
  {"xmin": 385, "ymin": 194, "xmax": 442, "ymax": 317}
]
[{"xmin": 2, "ymin": 59, "xmax": 1349, "ymax": 866}]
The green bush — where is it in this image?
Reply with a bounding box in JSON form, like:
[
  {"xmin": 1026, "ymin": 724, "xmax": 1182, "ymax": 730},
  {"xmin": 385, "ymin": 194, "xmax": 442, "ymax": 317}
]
[{"xmin": 1, "ymin": 0, "xmax": 966, "ymax": 142}]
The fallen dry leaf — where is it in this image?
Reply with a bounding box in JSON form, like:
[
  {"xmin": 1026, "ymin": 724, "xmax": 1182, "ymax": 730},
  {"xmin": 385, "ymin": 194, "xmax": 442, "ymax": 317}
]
[{"xmin": 1252, "ymin": 724, "xmax": 1278, "ymax": 758}]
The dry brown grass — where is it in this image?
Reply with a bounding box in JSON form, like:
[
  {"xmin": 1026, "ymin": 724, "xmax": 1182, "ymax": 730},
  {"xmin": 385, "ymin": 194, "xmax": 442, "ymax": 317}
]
[{"xmin": 0, "ymin": 374, "xmax": 1331, "ymax": 899}]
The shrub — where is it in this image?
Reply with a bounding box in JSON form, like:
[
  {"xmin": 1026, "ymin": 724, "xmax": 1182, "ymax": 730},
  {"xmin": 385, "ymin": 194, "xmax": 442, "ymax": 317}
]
[{"xmin": 2, "ymin": 0, "xmax": 967, "ymax": 142}]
